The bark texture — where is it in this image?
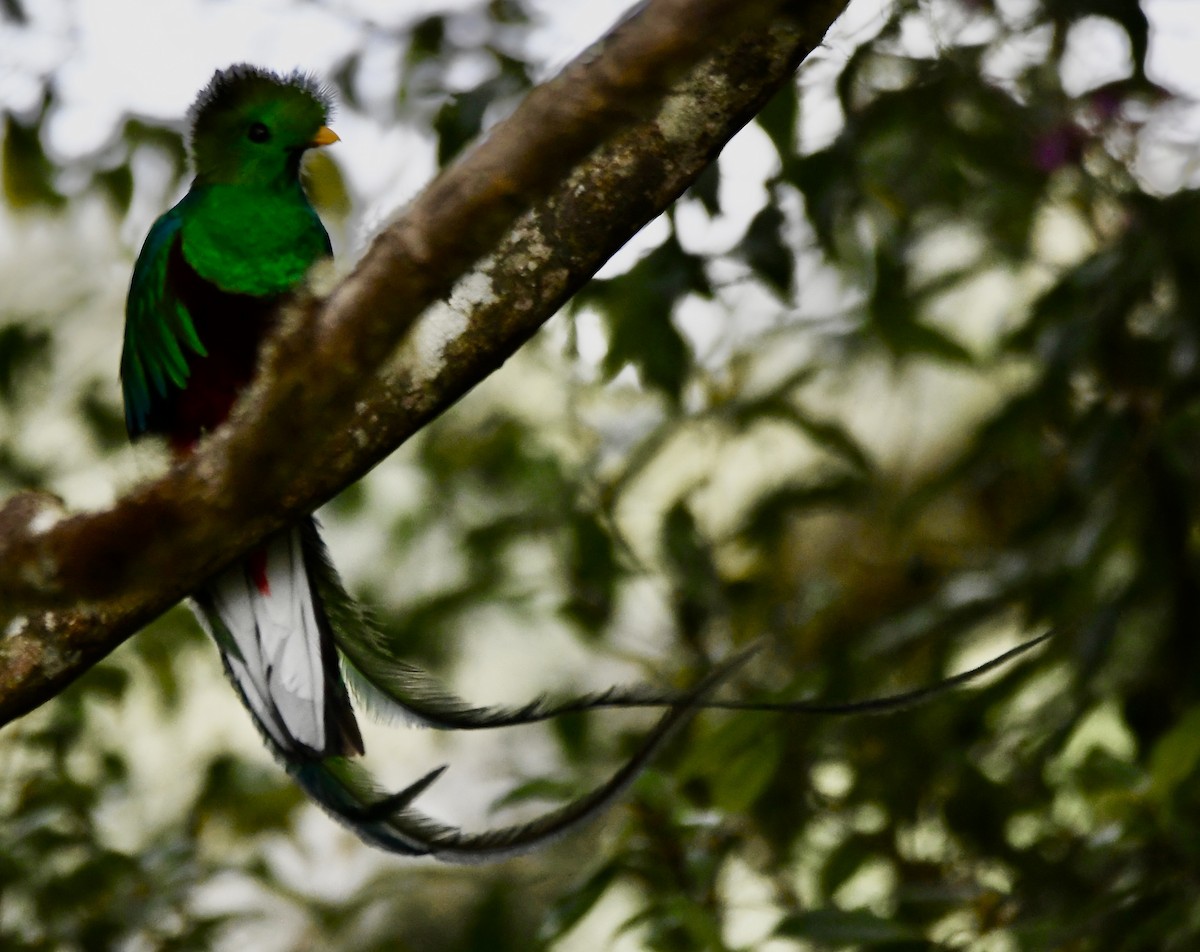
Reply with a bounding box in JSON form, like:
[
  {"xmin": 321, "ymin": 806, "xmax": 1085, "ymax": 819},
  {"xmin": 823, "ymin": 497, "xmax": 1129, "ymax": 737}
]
[{"xmin": 0, "ymin": 0, "xmax": 847, "ymax": 726}]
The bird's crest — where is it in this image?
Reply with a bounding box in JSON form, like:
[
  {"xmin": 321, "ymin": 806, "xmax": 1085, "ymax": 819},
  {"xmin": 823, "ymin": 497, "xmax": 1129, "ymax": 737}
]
[{"xmin": 186, "ymin": 64, "xmax": 334, "ymax": 167}]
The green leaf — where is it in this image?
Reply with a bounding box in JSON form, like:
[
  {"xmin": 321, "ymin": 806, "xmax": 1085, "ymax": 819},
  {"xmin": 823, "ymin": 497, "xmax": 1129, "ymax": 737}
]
[
  {"xmin": 435, "ymin": 84, "xmax": 495, "ymax": 166},
  {"xmin": 539, "ymin": 863, "xmax": 621, "ymax": 942},
  {"xmin": 688, "ymin": 160, "xmax": 721, "ymax": 216},
  {"xmin": 820, "ymin": 840, "xmax": 872, "ymax": 897},
  {"xmin": 756, "ymin": 80, "xmax": 799, "ymax": 163},
  {"xmin": 2, "ymin": 111, "xmax": 64, "ymax": 209},
  {"xmin": 406, "ymin": 15, "xmax": 446, "ymax": 65},
  {"xmin": 582, "ymin": 232, "xmax": 709, "ymax": 403},
  {"xmin": 489, "ymin": 776, "xmax": 578, "ymax": 812},
  {"xmin": 776, "ymin": 908, "xmax": 924, "ymax": 947},
  {"xmin": 883, "ymin": 318, "xmax": 975, "ymax": 364},
  {"xmin": 710, "ymin": 726, "xmax": 781, "ymax": 814},
  {"xmin": 562, "ymin": 508, "xmax": 619, "ymax": 634},
  {"xmin": 0, "ymin": 323, "xmax": 52, "ymax": 402},
  {"xmin": 1149, "ymin": 707, "xmax": 1200, "ymax": 805},
  {"xmin": 676, "ymin": 710, "xmax": 783, "ymax": 813},
  {"xmin": 736, "ymin": 202, "xmax": 793, "ymax": 296},
  {"xmin": 194, "ymin": 756, "xmax": 305, "ymax": 836},
  {"xmin": 738, "ymin": 476, "xmax": 866, "ymax": 545},
  {"xmin": 660, "ymin": 501, "xmax": 723, "ymax": 639},
  {"xmin": 96, "ymin": 164, "xmax": 133, "ymax": 214}
]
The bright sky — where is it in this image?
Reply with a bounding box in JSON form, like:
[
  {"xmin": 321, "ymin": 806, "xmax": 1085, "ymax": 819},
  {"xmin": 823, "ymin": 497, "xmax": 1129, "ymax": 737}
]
[
  {"xmin": 0, "ymin": 1, "xmax": 645, "ymax": 160},
  {"xmin": 1, "ymin": 0, "xmax": 1198, "ymax": 190}
]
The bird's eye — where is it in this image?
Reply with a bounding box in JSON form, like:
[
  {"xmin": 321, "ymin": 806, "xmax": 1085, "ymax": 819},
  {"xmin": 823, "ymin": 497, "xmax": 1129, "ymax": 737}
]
[{"xmin": 247, "ymin": 122, "xmax": 271, "ymax": 143}]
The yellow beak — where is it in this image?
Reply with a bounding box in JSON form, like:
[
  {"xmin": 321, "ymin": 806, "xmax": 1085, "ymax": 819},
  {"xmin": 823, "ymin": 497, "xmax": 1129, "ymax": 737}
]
[{"xmin": 310, "ymin": 126, "xmax": 340, "ymax": 147}]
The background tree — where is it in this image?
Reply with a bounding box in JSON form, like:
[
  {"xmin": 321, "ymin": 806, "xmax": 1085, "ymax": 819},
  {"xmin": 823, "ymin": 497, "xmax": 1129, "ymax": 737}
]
[{"xmin": 1, "ymin": 0, "xmax": 1197, "ymax": 949}]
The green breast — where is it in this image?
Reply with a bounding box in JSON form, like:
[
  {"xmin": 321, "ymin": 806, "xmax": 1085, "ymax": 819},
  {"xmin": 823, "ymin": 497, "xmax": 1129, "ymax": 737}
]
[{"xmin": 178, "ymin": 184, "xmax": 331, "ymax": 297}]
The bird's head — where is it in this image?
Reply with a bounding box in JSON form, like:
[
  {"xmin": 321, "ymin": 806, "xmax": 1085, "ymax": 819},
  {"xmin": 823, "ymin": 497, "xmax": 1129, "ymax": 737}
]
[{"xmin": 187, "ymin": 64, "xmax": 338, "ymax": 187}]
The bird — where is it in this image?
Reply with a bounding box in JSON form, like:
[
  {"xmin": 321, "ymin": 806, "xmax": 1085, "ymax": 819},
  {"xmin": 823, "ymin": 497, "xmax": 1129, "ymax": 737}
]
[
  {"xmin": 122, "ymin": 64, "xmax": 358, "ymax": 761},
  {"xmin": 119, "ymin": 63, "xmax": 741, "ymax": 860},
  {"xmin": 121, "ymin": 64, "xmax": 1048, "ymax": 861}
]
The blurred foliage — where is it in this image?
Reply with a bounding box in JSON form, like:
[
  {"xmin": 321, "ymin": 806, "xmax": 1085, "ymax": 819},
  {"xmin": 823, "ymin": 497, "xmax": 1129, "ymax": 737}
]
[{"xmin": 3, "ymin": 0, "xmax": 1200, "ymax": 950}]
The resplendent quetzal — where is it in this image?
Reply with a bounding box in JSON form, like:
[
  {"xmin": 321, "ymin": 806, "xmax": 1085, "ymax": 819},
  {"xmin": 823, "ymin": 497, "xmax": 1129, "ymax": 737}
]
[
  {"xmin": 120, "ymin": 64, "xmax": 1045, "ymax": 860},
  {"xmin": 119, "ymin": 63, "xmax": 753, "ymax": 860},
  {"xmin": 122, "ymin": 65, "xmax": 358, "ymax": 763}
]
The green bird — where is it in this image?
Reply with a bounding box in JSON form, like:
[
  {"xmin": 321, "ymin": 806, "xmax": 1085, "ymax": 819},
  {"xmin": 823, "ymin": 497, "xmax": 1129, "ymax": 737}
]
[
  {"xmin": 119, "ymin": 63, "xmax": 754, "ymax": 859},
  {"xmin": 120, "ymin": 64, "xmax": 1046, "ymax": 860}
]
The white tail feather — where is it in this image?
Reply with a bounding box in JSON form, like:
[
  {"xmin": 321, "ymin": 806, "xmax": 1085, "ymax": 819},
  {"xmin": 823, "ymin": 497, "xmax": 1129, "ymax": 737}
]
[{"xmin": 203, "ymin": 528, "xmax": 328, "ymax": 755}]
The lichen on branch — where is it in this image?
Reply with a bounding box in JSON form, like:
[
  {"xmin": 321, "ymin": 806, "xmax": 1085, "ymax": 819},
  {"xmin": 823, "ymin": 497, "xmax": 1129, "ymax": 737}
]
[{"xmin": 0, "ymin": 0, "xmax": 845, "ymax": 726}]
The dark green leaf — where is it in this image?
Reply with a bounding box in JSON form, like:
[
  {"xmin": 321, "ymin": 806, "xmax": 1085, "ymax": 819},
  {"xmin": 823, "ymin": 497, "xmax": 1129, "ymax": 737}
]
[
  {"xmin": 736, "ymin": 201, "xmax": 793, "ymax": 296},
  {"xmin": 776, "ymin": 908, "xmax": 924, "ymax": 946},
  {"xmin": 0, "ymin": 323, "xmax": 51, "ymax": 402},
  {"xmin": 539, "ymin": 863, "xmax": 621, "ymax": 941}
]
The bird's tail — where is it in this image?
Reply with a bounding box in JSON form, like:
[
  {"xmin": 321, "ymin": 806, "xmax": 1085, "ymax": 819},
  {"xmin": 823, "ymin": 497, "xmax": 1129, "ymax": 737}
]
[
  {"xmin": 294, "ymin": 523, "xmax": 1048, "ymax": 860},
  {"xmin": 308, "ymin": 518, "xmax": 1051, "ymax": 732},
  {"xmin": 193, "ymin": 520, "xmax": 363, "ymax": 761},
  {"xmin": 286, "ymin": 641, "xmax": 759, "ymax": 861},
  {"xmin": 189, "ymin": 521, "xmax": 744, "ymax": 860},
  {"xmin": 196, "ymin": 520, "xmax": 1047, "ymax": 860}
]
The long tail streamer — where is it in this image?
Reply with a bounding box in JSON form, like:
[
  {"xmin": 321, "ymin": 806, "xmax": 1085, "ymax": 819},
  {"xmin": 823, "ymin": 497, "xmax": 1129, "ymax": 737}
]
[{"xmin": 287, "ymin": 521, "xmax": 1053, "ymax": 860}]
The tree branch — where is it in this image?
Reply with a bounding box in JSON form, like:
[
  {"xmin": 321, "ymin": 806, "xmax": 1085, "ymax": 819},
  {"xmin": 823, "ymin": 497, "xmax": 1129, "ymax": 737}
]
[{"xmin": 0, "ymin": 0, "xmax": 846, "ymax": 726}]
